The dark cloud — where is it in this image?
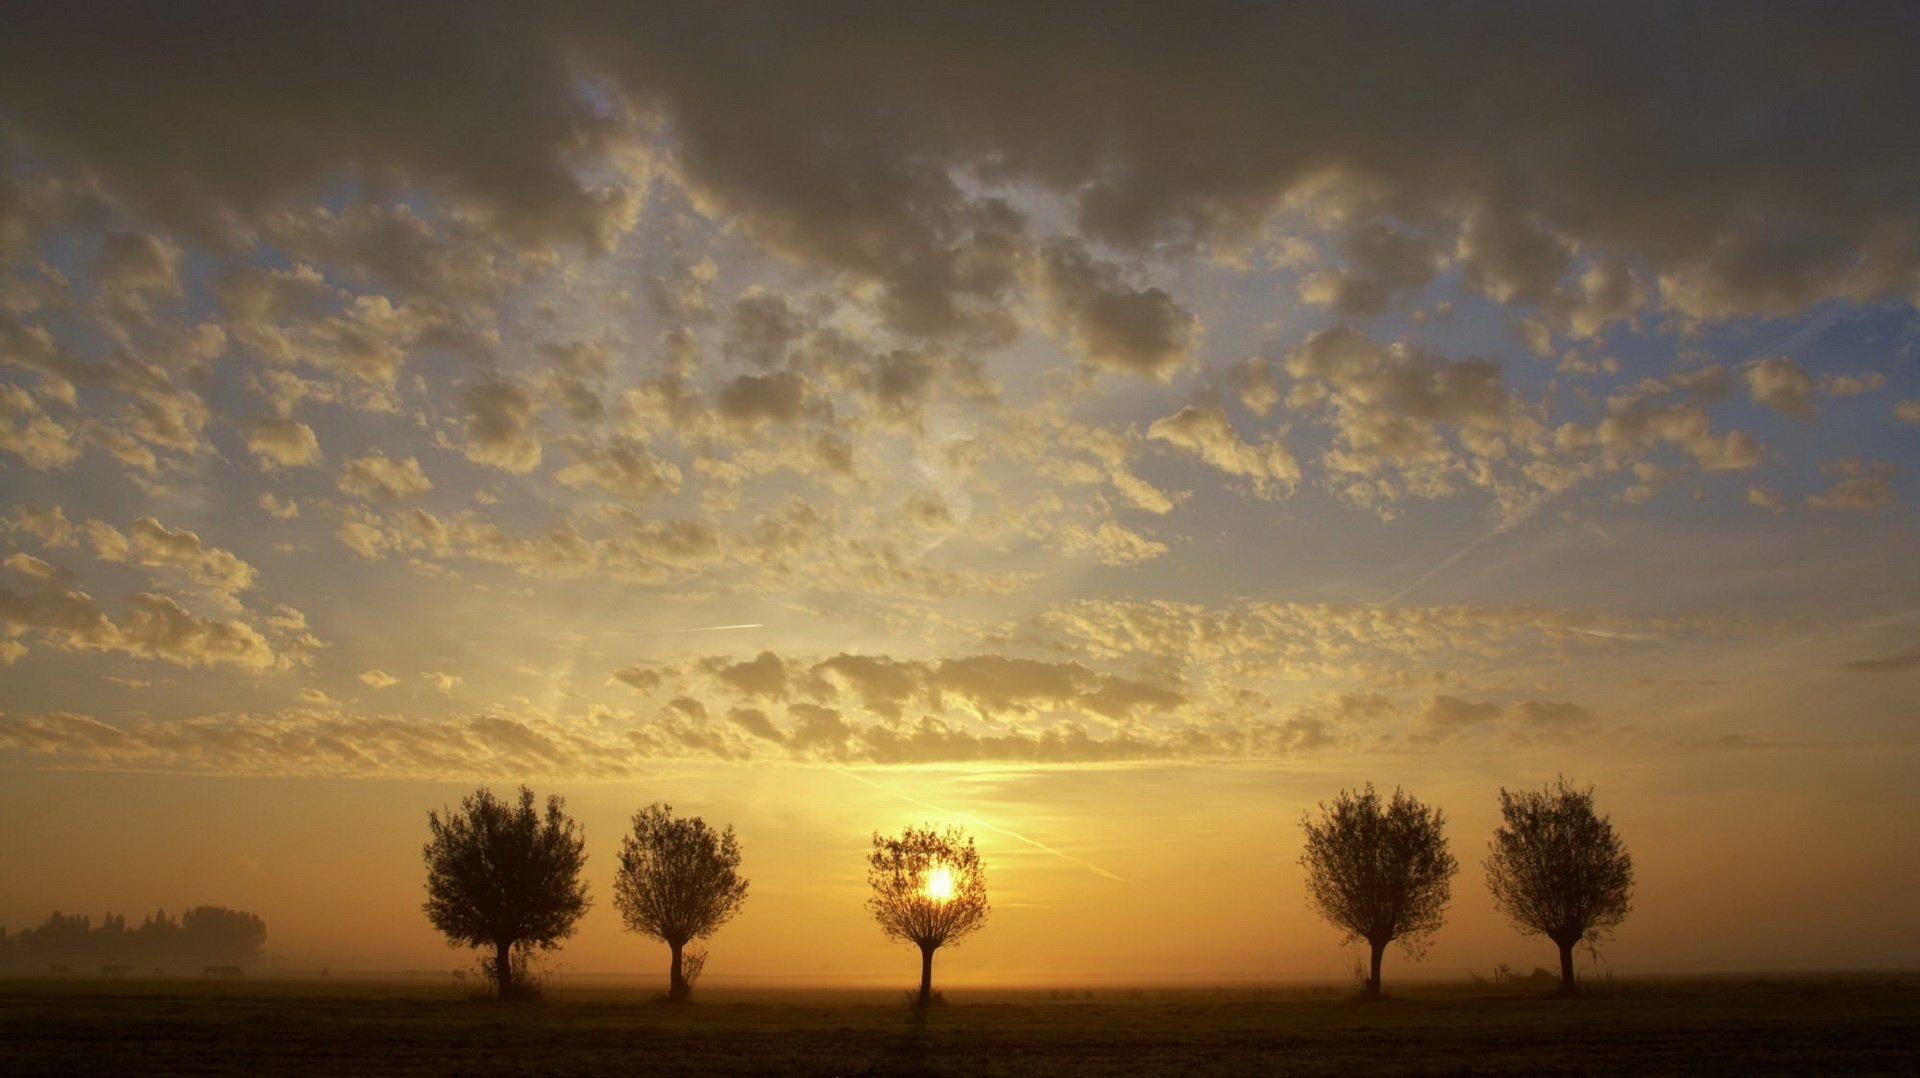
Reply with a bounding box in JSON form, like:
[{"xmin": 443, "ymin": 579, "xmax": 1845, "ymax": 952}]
[{"xmin": 7, "ymin": 4, "xmax": 1914, "ymax": 330}]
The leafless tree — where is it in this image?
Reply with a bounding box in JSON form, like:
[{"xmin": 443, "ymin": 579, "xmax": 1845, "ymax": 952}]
[
  {"xmin": 1485, "ymin": 778, "xmax": 1634, "ymax": 993},
  {"xmin": 867, "ymin": 824, "xmax": 988, "ymax": 1006},
  {"xmin": 423, "ymin": 786, "xmax": 589, "ymax": 999},
  {"xmin": 613, "ymin": 803, "xmax": 750, "ymax": 1002},
  {"xmin": 1300, "ymin": 784, "xmax": 1457, "ymax": 997}
]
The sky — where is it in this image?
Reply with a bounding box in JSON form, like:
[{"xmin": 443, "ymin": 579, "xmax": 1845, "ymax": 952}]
[{"xmin": 1, "ymin": 3, "xmax": 1918, "ymax": 986}]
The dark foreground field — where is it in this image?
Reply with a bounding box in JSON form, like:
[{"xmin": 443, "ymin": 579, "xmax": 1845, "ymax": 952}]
[{"xmin": 1, "ymin": 974, "xmax": 1915, "ymax": 1076}]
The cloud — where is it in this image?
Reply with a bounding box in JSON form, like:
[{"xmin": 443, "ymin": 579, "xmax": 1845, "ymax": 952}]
[
  {"xmin": 242, "ymin": 416, "xmax": 323, "ymax": 469},
  {"xmin": 0, "ymin": 571, "xmax": 275, "ymax": 670},
  {"xmin": 1147, "ymin": 402, "xmax": 1298, "ymax": 498},
  {"xmin": 1280, "ymin": 327, "xmax": 1524, "ymax": 508},
  {"xmin": 1056, "ymin": 521, "xmax": 1168, "ymax": 566},
  {"xmin": 1037, "ymin": 240, "xmax": 1197, "ymax": 379},
  {"xmin": 458, "ymin": 379, "xmax": 542, "ymax": 473},
  {"xmin": 1841, "ymin": 648, "xmax": 1920, "ymax": 674},
  {"xmin": 358, "ymin": 669, "xmax": 399, "ymax": 688},
  {"xmin": 1412, "ymin": 695, "xmax": 1503, "ymax": 743},
  {"xmin": 338, "ymin": 451, "xmax": 433, "ymax": 501},
  {"xmin": 1806, "ymin": 458, "xmax": 1895, "ymax": 512},
  {"xmin": 706, "ymin": 650, "xmax": 788, "ymax": 699},
  {"xmin": 0, "ymin": 386, "xmax": 80, "ymax": 469},
  {"xmin": 81, "ymin": 517, "xmax": 256, "ymax": 597},
  {"xmin": 94, "ymin": 232, "xmax": 183, "ymax": 317},
  {"xmin": 9, "ymin": 504, "xmax": 76, "ymax": 547},
  {"xmin": 1821, "ymin": 372, "xmax": 1884, "ymax": 397},
  {"xmin": 555, "ymin": 438, "xmax": 682, "ymax": 500},
  {"xmin": 1743, "ymin": 358, "xmax": 1814, "ymax": 418},
  {"xmin": 0, "ymin": 709, "xmax": 647, "ymax": 780},
  {"xmin": 722, "ymin": 289, "xmax": 807, "ymax": 369},
  {"xmin": 1299, "ymin": 222, "xmax": 1444, "ymax": 317},
  {"xmin": 715, "ymin": 370, "xmax": 818, "ymax": 430},
  {"xmin": 2, "ymin": 552, "xmax": 73, "ymax": 584},
  {"xmin": 0, "ymin": 6, "xmax": 639, "ymax": 250},
  {"xmin": 3, "ymin": 5, "xmax": 1917, "ymax": 334},
  {"xmin": 332, "ymin": 505, "xmax": 724, "ymax": 582},
  {"xmin": 1508, "ymin": 699, "xmax": 1600, "ymax": 743},
  {"xmin": 1588, "ymin": 376, "xmax": 1765, "ymax": 473}
]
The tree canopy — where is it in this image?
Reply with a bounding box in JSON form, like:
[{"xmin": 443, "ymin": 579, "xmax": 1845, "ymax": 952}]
[
  {"xmin": 1300, "ymin": 784, "xmax": 1458, "ymax": 997},
  {"xmin": 867, "ymin": 824, "xmax": 988, "ymax": 1005},
  {"xmin": 422, "ymin": 785, "xmax": 589, "ymax": 998},
  {"xmin": 1485, "ymin": 777, "xmax": 1634, "ymax": 992},
  {"xmin": 613, "ymin": 802, "xmax": 750, "ymax": 1001}
]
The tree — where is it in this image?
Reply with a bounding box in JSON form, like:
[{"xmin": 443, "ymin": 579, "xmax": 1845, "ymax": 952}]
[
  {"xmin": 422, "ymin": 786, "xmax": 590, "ymax": 999},
  {"xmin": 1485, "ymin": 778, "xmax": 1634, "ymax": 993},
  {"xmin": 1300, "ymin": 784, "xmax": 1458, "ymax": 997},
  {"xmin": 179, "ymin": 906, "xmax": 267, "ymax": 965},
  {"xmin": 867, "ymin": 824, "xmax": 989, "ymax": 1006},
  {"xmin": 613, "ymin": 803, "xmax": 750, "ymax": 1002}
]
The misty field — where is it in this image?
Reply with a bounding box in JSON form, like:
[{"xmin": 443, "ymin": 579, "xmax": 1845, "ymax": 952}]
[{"xmin": 1, "ymin": 974, "xmax": 1914, "ymax": 1076}]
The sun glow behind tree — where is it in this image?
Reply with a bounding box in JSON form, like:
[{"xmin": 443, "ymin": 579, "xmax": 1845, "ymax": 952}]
[{"xmin": 869, "ymin": 826, "xmax": 989, "ymax": 1005}]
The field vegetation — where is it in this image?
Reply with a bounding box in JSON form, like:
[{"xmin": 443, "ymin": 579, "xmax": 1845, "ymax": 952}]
[{"xmin": 1, "ymin": 973, "xmax": 1914, "ymax": 1076}]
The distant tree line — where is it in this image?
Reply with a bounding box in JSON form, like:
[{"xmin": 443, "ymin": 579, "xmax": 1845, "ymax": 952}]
[
  {"xmin": 0, "ymin": 906, "xmax": 267, "ymax": 970},
  {"xmin": 422, "ymin": 777, "xmax": 1628, "ymax": 1003}
]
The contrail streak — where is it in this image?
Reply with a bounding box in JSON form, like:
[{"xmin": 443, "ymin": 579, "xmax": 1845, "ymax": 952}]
[
  {"xmin": 1377, "ymin": 494, "xmax": 1551, "ymax": 606},
  {"xmin": 609, "ymin": 623, "xmax": 764, "ymax": 637},
  {"xmin": 832, "ymin": 767, "xmax": 1126, "ymax": 883}
]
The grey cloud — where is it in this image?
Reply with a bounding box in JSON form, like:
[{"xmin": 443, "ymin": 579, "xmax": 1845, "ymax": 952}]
[
  {"xmin": 1412, "ymin": 695, "xmax": 1503, "ymax": 743},
  {"xmin": 1038, "ymin": 240, "xmax": 1196, "ymax": 379},
  {"xmin": 1841, "ymin": 647, "xmax": 1920, "ymax": 674},
  {"xmin": 7, "ymin": 4, "xmax": 1919, "ymax": 332},
  {"xmin": 715, "ymin": 370, "xmax": 819, "ymax": 430},
  {"xmin": 556, "ymin": 438, "xmax": 682, "ymax": 500},
  {"xmin": 1301, "ymin": 223, "xmax": 1445, "ymax": 317},
  {"xmin": 458, "ymin": 378, "xmax": 542, "ymax": 473},
  {"xmin": 723, "ymin": 289, "xmax": 807, "ymax": 370},
  {"xmin": 0, "ymin": 4, "xmax": 637, "ymax": 250},
  {"xmin": 1508, "ymin": 699, "xmax": 1600, "ymax": 743}
]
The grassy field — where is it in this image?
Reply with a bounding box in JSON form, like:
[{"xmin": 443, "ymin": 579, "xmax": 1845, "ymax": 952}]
[{"xmin": 1, "ymin": 973, "xmax": 1914, "ymax": 1075}]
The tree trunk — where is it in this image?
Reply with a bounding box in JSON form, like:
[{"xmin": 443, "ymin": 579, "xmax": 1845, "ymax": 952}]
[
  {"xmin": 1366, "ymin": 939, "xmax": 1386, "ymax": 998},
  {"xmin": 668, "ymin": 939, "xmax": 689, "ymax": 1003},
  {"xmin": 1557, "ymin": 938, "xmax": 1577, "ymax": 994},
  {"xmin": 494, "ymin": 939, "xmax": 513, "ymax": 999},
  {"xmin": 917, "ymin": 942, "xmax": 936, "ymax": 1006}
]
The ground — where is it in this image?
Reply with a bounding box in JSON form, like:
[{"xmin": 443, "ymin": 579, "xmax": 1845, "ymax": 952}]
[{"xmin": 0, "ymin": 974, "xmax": 1914, "ymax": 1075}]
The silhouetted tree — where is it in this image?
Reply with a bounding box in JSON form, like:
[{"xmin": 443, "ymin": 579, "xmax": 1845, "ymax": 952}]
[
  {"xmin": 613, "ymin": 803, "xmax": 750, "ymax": 1002},
  {"xmin": 1300, "ymin": 784, "xmax": 1458, "ymax": 997},
  {"xmin": 867, "ymin": 824, "xmax": 988, "ymax": 1006},
  {"xmin": 180, "ymin": 906, "xmax": 267, "ymax": 965},
  {"xmin": 1485, "ymin": 778, "xmax": 1634, "ymax": 993},
  {"xmin": 422, "ymin": 786, "xmax": 589, "ymax": 999}
]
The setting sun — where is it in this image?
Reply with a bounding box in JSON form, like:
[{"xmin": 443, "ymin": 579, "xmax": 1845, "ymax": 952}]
[{"xmin": 924, "ymin": 865, "xmax": 957, "ymax": 904}]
